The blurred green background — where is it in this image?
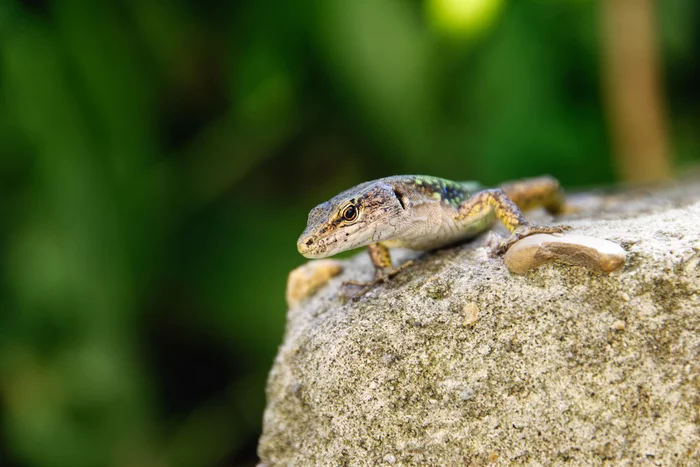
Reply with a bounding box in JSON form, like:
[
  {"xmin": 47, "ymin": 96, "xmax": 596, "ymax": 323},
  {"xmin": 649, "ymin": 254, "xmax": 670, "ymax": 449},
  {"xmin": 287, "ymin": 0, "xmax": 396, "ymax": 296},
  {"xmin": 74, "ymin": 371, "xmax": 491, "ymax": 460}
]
[{"xmin": 0, "ymin": 0, "xmax": 697, "ymax": 466}]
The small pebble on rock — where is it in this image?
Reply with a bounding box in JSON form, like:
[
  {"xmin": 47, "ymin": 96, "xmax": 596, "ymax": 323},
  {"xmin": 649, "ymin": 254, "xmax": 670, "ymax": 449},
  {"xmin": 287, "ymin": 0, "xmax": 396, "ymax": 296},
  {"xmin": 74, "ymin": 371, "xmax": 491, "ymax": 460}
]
[
  {"xmin": 504, "ymin": 234, "xmax": 626, "ymax": 274},
  {"xmin": 463, "ymin": 302, "xmax": 480, "ymax": 326}
]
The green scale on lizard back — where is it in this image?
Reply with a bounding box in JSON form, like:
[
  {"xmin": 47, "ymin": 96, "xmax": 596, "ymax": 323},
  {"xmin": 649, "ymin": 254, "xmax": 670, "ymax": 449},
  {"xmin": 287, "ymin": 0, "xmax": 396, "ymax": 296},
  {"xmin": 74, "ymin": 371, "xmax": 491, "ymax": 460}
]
[{"xmin": 402, "ymin": 175, "xmax": 483, "ymax": 208}]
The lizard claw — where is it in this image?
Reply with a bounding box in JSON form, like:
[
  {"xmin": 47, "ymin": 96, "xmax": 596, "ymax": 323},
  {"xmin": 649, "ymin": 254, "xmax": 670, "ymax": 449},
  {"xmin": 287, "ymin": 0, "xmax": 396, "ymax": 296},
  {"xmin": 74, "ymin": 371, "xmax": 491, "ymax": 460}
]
[
  {"xmin": 496, "ymin": 224, "xmax": 571, "ymax": 254},
  {"xmin": 340, "ymin": 280, "xmax": 377, "ymax": 301},
  {"xmin": 340, "ymin": 260, "xmax": 415, "ymax": 300}
]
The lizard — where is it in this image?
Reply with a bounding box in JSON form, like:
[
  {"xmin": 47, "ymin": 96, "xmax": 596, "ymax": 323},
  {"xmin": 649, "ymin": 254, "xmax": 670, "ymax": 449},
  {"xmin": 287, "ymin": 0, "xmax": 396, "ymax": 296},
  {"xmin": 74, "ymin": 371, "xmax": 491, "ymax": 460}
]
[{"xmin": 297, "ymin": 175, "xmax": 569, "ymax": 297}]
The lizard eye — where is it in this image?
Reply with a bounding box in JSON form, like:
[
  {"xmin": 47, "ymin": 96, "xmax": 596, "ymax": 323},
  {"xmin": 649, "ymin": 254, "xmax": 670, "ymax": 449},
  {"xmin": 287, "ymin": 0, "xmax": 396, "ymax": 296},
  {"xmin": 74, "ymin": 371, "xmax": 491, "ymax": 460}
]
[{"xmin": 341, "ymin": 204, "xmax": 358, "ymax": 222}]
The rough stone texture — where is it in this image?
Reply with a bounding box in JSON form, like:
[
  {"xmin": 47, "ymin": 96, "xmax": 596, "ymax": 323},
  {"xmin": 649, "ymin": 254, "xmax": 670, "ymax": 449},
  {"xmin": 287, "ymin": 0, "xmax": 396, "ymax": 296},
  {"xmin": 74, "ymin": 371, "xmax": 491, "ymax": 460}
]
[{"xmin": 259, "ymin": 184, "xmax": 700, "ymax": 466}]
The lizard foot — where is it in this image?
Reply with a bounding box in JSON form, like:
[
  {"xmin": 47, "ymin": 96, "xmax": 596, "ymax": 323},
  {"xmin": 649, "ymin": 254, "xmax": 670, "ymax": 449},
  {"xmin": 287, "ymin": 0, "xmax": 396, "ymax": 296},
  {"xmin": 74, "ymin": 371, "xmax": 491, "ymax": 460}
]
[
  {"xmin": 341, "ymin": 260, "xmax": 414, "ymax": 300},
  {"xmin": 497, "ymin": 224, "xmax": 571, "ymax": 254}
]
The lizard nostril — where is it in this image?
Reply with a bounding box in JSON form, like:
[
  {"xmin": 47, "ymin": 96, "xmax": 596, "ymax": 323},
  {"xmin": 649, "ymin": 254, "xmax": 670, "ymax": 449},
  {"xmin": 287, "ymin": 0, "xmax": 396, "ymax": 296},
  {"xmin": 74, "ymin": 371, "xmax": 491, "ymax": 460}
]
[{"xmin": 305, "ymin": 239, "xmax": 313, "ymax": 246}]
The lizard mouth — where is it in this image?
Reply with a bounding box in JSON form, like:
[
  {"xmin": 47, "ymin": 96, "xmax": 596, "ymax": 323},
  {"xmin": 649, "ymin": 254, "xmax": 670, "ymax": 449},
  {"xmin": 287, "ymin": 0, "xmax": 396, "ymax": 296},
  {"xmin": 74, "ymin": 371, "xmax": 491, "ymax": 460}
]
[{"xmin": 297, "ymin": 235, "xmax": 324, "ymax": 258}]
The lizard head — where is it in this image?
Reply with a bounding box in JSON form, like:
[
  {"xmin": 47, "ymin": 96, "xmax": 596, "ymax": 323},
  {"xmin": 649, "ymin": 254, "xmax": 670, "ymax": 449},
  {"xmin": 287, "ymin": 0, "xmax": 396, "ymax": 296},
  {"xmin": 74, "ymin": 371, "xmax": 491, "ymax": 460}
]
[{"xmin": 297, "ymin": 181, "xmax": 408, "ymax": 258}]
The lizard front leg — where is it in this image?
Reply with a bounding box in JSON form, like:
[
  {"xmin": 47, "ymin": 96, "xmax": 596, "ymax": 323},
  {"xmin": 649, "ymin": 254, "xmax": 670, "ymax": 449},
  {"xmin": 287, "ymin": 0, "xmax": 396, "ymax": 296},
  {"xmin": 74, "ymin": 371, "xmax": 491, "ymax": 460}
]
[
  {"xmin": 456, "ymin": 188, "xmax": 570, "ymax": 253},
  {"xmin": 368, "ymin": 242, "xmax": 393, "ymax": 280},
  {"xmin": 367, "ymin": 243, "xmax": 415, "ymax": 281},
  {"xmin": 343, "ymin": 243, "xmax": 413, "ymax": 298}
]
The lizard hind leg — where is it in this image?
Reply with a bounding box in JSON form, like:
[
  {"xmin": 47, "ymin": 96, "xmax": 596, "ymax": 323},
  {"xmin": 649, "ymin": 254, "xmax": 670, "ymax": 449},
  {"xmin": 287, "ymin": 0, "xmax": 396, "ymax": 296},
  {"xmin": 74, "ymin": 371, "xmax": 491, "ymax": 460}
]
[
  {"xmin": 456, "ymin": 188, "xmax": 570, "ymax": 254},
  {"xmin": 499, "ymin": 175, "xmax": 566, "ymax": 215}
]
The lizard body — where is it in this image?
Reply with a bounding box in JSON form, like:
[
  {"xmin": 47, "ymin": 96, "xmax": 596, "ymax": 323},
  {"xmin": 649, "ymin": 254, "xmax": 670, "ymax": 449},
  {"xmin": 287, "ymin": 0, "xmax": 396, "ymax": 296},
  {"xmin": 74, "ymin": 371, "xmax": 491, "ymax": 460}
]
[{"xmin": 297, "ymin": 175, "xmax": 567, "ymax": 293}]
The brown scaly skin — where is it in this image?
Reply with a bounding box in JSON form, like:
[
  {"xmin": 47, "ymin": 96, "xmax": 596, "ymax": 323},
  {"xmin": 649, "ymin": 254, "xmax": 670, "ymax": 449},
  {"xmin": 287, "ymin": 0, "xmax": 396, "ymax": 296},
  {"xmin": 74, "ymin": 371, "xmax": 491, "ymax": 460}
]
[{"xmin": 297, "ymin": 175, "xmax": 569, "ymax": 298}]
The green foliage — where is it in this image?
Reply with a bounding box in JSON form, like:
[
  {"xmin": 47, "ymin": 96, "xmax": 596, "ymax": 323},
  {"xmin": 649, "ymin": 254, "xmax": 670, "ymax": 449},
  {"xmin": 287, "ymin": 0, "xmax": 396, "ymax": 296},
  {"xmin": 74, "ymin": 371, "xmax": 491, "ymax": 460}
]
[{"xmin": 0, "ymin": 0, "xmax": 697, "ymax": 465}]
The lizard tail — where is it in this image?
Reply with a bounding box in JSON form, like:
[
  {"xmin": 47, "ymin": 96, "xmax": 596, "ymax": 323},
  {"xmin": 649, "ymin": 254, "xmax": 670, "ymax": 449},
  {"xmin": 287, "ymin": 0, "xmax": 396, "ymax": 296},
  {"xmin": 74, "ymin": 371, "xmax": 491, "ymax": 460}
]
[{"xmin": 498, "ymin": 175, "xmax": 565, "ymax": 215}]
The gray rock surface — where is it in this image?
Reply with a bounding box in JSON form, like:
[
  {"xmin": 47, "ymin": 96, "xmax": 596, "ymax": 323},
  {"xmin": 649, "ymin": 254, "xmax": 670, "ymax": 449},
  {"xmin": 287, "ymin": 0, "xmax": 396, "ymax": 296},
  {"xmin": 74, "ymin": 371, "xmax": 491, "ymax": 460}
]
[{"xmin": 259, "ymin": 185, "xmax": 700, "ymax": 466}]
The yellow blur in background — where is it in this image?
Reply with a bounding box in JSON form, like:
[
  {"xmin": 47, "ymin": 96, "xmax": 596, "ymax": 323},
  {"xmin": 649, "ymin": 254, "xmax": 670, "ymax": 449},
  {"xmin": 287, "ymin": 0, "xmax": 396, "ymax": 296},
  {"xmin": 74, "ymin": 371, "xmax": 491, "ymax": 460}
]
[{"xmin": 428, "ymin": 0, "xmax": 504, "ymax": 38}]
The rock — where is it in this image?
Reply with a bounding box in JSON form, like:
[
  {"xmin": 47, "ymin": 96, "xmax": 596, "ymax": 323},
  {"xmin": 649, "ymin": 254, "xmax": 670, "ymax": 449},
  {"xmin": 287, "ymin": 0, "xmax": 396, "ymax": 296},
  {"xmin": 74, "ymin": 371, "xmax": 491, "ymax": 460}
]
[{"xmin": 259, "ymin": 186, "xmax": 700, "ymax": 466}]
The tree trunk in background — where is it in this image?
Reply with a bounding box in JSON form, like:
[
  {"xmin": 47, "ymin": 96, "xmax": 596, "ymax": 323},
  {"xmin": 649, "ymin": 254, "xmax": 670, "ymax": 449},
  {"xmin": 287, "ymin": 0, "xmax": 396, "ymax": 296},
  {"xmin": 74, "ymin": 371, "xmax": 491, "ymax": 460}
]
[{"xmin": 601, "ymin": 0, "xmax": 672, "ymax": 183}]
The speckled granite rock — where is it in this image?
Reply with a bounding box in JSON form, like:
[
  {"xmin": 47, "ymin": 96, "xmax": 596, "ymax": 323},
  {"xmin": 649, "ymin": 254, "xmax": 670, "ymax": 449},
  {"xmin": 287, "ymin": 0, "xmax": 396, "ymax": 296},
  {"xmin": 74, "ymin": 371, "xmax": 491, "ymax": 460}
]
[{"xmin": 259, "ymin": 184, "xmax": 700, "ymax": 466}]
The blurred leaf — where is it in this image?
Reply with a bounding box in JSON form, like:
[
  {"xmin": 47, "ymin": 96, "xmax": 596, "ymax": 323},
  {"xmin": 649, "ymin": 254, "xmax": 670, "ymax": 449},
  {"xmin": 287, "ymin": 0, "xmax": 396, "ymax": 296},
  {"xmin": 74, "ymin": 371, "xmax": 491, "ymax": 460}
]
[{"xmin": 317, "ymin": 0, "xmax": 436, "ymax": 167}]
